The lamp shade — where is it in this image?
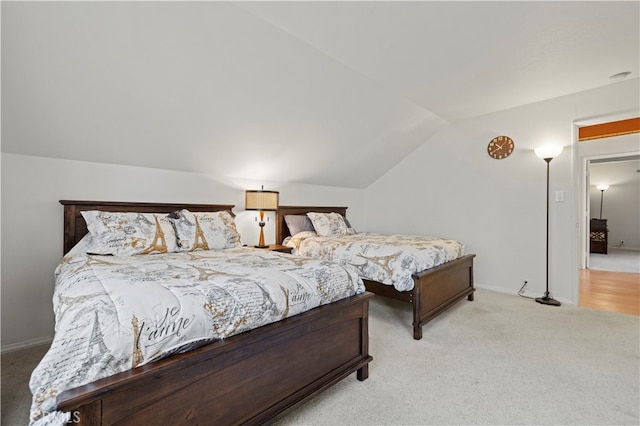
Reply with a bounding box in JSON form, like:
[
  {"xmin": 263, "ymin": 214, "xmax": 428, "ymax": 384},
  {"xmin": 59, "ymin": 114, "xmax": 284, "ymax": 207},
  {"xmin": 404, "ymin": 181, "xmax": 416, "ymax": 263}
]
[
  {"xmin": 534, "ymin": 144, "xmax": 563, "ymax": 160},
  {"xmin": 596, "ymin": 184, "xmax": 610, "ymax": 191},
  {"xmin": 245, "ymin": 189, "xmax": 279, "ymax": 211}
]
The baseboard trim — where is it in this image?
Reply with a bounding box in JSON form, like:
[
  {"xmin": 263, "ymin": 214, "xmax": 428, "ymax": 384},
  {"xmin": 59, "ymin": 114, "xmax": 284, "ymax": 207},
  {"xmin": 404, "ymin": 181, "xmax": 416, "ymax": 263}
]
[{"xmin": 1, "ymin": 336, "xmax": 52, "ymax": 354}]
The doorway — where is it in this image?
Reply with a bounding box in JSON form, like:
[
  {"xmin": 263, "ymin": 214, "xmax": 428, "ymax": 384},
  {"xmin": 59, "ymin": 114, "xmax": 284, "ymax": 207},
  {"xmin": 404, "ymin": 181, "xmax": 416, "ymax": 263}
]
[
  {"xmin": 577, "ymin": 140, "xmax": 640, "ymax": 316},
  {"xmin": 587, "ymin": 156, "xmax": 640, "ymax": 272}
]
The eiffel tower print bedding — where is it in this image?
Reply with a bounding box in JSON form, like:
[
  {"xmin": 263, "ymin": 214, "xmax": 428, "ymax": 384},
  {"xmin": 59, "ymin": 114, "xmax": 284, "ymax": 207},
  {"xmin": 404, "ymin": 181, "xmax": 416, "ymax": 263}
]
[
  {"xmin": 29, "ymin": 240, "xmax": 364, "ymax": 425},
  {"xmin": 285, "ymin": 232, "xmax": 465, "ymax": 292}
]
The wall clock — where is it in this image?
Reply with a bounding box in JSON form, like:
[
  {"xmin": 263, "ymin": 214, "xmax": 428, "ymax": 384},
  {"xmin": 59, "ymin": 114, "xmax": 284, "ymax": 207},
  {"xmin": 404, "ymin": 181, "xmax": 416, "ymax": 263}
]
[{"xmin": 487, "ymin": 136, "xmax": 515, "ymax": 159}]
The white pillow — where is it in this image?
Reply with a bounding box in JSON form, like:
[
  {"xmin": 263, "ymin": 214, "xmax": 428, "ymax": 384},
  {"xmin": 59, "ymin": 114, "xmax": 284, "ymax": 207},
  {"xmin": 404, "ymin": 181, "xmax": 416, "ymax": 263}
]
[
  {"xmin": 169, "ymin": 209, "xmax": 241, "ymax": 251},
  {"xmin": 82, "ymin": 211, "xmax": 179, "ymax": 256},
  {"xmin": 306, "ymin": 212, "xmax": 350, "ymax": 237}
]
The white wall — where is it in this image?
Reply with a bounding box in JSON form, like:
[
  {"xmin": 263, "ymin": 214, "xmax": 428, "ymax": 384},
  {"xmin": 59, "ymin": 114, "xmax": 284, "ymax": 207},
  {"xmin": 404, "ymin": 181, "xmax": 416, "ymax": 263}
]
[
  {"xmin": 364, "ymin": 79, "xmax": 639, "ymax": 302},
  {"xmin": 0, "ymin": 153, "xmax": 364, "ymax": 349}
]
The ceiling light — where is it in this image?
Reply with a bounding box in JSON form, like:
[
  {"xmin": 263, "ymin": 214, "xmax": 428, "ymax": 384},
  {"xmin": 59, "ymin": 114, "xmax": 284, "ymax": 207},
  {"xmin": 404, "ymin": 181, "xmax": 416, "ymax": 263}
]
[{"xmin": 609, "ymin": 71, "xmax": 632, "ymax": 81}]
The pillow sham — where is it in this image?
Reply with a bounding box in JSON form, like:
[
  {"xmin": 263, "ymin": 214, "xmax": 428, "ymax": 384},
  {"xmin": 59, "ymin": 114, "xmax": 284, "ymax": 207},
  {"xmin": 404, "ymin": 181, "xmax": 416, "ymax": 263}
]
[
  {"xmin": 306, "ymin": 212, "xmax": 350, "ymax": 237},
  {"xmin": 169, "ymin": 209, "xmax": 241, "ymax": 251},
  {"xmin": 284, "ymin": 215, "xmax": 316, "ymax": 236},
  {"xmin": 81, "ymin": 211, "xmax": 179, "ymax": 256}
]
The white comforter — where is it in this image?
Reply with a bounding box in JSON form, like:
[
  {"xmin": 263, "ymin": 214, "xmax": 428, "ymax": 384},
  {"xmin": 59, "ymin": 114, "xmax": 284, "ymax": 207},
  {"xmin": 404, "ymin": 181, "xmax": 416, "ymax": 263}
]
[
  {"xmin": 30, "ymin": 243, "xmax": 363, "ymax": 424},
  {"xmin": 286, "ymin": 232, "xmax": 465, "ymax": 292}
]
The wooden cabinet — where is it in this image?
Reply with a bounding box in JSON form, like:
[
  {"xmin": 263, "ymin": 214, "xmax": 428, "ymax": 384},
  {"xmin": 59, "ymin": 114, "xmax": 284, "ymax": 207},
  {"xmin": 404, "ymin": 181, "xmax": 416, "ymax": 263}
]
[{"xmin": 590, "ymin": 219, "xmax": 608, "ymax": 254}]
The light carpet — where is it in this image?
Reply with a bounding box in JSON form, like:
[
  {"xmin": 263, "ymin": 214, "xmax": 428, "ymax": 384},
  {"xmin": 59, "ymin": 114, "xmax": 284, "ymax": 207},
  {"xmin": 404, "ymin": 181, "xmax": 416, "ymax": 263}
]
[
  {"xmin": 273, "ymin": 289, "xmax": 639, "ymax": 425},
  {"xmin": 2, "ymin": 289, "xmax": 639, "ymax": 425}
]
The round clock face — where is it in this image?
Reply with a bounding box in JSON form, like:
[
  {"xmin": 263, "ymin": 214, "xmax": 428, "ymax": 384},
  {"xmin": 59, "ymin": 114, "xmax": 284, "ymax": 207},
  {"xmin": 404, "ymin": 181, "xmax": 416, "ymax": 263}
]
[{"xmin": 487, "ymin": 136, "xmax": 515, "ymax": 159}]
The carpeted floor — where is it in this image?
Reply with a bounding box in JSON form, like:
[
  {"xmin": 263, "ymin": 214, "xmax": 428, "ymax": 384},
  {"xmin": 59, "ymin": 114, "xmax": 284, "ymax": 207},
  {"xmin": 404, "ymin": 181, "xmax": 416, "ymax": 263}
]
[
  {"xmin": 3, "ymin": 289, "xmax": 639, "ymax": 425},
  {"xmin": 1, "ymin": 342, "xmax": 50, "ymax": 426}
]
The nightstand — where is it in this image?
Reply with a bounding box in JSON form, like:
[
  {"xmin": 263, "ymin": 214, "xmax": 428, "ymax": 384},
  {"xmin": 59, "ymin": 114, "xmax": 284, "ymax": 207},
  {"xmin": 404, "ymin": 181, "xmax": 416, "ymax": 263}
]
[
  {"xmin": 267, "ymin": 244, "xmax": 293, "ymax": 254},
  {"xmin": 253, "ymin": 244, "xmax": 293, "ymax": 254},
  {"xmin": 590, "ymin": 219, "xmax": 608, "ymax": 254}
]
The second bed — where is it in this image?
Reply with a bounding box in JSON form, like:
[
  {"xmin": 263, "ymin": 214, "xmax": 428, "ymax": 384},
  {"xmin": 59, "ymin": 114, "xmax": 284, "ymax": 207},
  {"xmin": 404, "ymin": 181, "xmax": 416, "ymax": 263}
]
[{"xmin": 276, "ymin": 205, "xmax": 476, "ymax": 340}]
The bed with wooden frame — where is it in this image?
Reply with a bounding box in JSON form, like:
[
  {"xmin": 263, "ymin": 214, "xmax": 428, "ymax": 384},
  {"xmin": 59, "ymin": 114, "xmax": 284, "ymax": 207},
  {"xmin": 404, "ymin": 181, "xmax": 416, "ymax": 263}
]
[
  {"xmin": 51, "ymin": 200, "xmax": 372, "ymax": 425},
  {"xmin": 276, "ymin": 205, "xmax": 475, "ymax": 341}
]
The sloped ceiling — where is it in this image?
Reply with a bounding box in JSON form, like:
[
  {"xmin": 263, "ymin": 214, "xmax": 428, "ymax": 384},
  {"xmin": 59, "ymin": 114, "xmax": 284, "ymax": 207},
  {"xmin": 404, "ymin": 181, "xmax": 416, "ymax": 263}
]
[{"xmin": 2, "ymin": 1, "xmax": 638, "ymax": 188}]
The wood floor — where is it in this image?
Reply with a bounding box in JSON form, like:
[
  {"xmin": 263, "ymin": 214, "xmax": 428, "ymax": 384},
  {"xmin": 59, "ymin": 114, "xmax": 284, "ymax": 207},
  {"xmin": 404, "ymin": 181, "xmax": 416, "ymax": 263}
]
[{"xmin": 579, "ymin": 269, "xmax": 640, "ymax": 316}]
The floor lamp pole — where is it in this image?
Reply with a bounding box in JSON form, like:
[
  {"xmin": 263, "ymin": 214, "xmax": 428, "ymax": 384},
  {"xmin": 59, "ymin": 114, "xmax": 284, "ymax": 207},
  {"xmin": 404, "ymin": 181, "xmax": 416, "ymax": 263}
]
[{"xmin": 536, "ymin": 157, "xmax": 561, "ymax": 306}]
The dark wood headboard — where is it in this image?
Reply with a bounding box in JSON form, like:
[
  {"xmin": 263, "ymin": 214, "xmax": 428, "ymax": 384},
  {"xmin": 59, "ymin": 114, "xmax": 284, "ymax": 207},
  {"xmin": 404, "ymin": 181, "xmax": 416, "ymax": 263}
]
[
  {"xmin": 275, "ymin": 205, "xmax": 347, "ymax": 245},
  {"xmin": 60, "ymin": 200, "xmax": 235, "ymax": 254}
]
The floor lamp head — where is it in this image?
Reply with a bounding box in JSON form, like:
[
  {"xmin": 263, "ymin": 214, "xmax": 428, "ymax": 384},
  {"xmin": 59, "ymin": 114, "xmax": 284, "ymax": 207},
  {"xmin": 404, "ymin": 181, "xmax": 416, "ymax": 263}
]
[{"xmin": 534, "ymin": 144, "xmax": 563, "ymax": 162}]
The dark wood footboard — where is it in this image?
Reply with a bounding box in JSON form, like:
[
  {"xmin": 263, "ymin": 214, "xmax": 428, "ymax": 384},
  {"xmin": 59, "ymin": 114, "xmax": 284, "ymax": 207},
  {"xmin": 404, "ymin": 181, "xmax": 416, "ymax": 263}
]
[
  {"xmin": 364, "ymin": 254, "xmax": 475, "ymax": 340},
  {"xmin": 57, "ymin": 292, "xmax": 373, "ymax": 425},
  {"xmin": 410, "ymin": 254, "xmax": 475, "ymax": 339}
]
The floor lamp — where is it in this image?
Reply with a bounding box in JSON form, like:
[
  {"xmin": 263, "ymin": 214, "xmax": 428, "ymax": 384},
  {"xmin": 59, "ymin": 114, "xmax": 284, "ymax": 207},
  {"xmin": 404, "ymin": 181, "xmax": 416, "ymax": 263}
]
[
  {"xmin": 534, "ymin": 144, "xmax": 563, "ymax": 306},
  {"xmin": 596, "ymin": 184, "xmax": 609, "ymax": 219}
]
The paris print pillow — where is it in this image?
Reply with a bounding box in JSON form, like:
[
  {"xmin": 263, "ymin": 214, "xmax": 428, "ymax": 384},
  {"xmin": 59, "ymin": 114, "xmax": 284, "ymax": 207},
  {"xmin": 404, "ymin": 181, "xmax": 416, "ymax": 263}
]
[
  {"xmin": 169, "ymin": 209, "xmax": 242, "ymax": 251},
  {"xmin": 81, "ymin": 211, "xmax": 179, "ymax": 256},
  {"xmin": 306, "ymin": 212, "xmax": 350, "ymax": 237}
]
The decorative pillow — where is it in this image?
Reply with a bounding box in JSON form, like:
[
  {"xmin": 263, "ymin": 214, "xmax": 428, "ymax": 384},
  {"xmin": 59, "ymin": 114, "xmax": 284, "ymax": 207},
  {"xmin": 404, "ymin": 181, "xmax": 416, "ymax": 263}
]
[
  {"xmin": 169, "ymin": 209, "xmax": 241, "ymax": 251},
  {"xmin": 284, "ymin": 215, "xmax": 316, "ymax": 236},
  {"xmin": 306, "ymin": 212, "xmax": 349, "ymax": 237},
  {"xmin": 81, "ymin": 211, "xmax": 179, "ymax": 256}
]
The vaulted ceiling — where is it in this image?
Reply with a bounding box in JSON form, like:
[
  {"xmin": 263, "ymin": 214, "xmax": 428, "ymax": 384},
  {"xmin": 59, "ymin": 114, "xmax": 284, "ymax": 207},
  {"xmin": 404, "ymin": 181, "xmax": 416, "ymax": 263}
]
[{"xmin": 2, "ymin": 1, "xmax": 638, "ymax": 188}]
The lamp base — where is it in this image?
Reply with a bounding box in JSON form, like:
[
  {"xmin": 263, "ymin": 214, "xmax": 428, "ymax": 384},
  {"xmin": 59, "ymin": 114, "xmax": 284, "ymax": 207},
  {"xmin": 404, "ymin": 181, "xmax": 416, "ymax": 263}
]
[
  {"xmin": 535, "ymin": 296, "xmax": 561, "ymax": 306},
  {"xmin": 254, "ymin": 244, "xmax": 269, "ymax": 249}
]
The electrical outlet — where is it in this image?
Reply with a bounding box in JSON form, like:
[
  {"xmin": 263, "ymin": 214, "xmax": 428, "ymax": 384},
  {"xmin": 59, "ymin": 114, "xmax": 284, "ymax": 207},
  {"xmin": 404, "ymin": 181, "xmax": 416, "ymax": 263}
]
[{"xmin": 518, "ymin": 280, "xmax": 528, "ymax": 296}]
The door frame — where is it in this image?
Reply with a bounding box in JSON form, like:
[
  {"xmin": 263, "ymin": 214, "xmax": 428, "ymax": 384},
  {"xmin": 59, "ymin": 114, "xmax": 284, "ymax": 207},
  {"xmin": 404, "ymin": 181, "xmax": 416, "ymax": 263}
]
[{"xmin": 573, "ymin": 113, "xmax": 639, "ymax": 305}]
